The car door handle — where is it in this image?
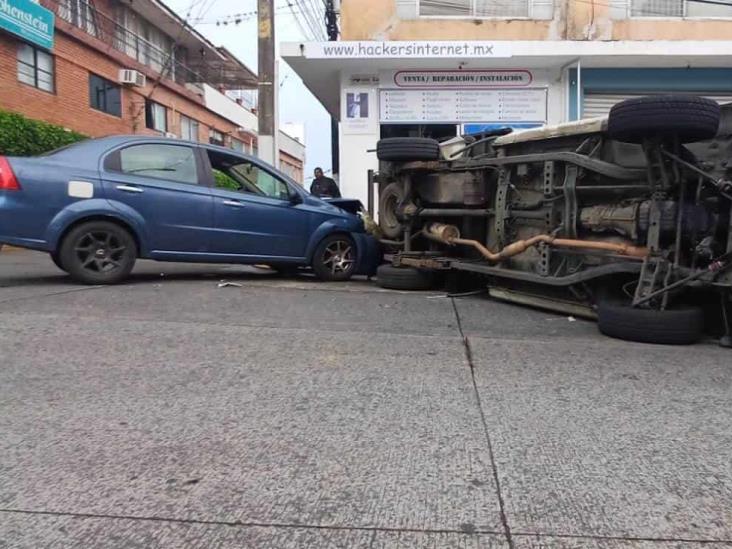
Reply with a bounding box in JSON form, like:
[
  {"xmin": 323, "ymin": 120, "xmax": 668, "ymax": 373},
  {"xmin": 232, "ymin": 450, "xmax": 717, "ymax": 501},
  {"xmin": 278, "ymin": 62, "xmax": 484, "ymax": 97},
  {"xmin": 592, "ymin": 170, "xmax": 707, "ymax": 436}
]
[
  {"xmin": 222, "ymin": 199, "xmax": 245, "ymax": 208},
  {"xmin": 116, "ymin": 185, "xmax": 143, "ymax": 194}
]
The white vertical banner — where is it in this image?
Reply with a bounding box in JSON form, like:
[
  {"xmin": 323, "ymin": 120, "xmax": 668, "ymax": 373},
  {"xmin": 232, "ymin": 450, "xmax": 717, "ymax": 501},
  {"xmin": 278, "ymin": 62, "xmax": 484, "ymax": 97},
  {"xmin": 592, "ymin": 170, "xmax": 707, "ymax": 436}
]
[{"xmin": 341, "ymin": 88, "xmax": 378, "ymax": 135}]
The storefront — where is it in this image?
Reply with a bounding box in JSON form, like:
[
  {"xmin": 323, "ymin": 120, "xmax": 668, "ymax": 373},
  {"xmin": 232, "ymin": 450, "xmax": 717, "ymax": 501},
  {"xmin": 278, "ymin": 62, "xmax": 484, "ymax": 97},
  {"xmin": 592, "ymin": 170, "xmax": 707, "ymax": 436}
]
[{"xmin": 282, "ymin": 40, "xmax": 732, "ymax": 207}]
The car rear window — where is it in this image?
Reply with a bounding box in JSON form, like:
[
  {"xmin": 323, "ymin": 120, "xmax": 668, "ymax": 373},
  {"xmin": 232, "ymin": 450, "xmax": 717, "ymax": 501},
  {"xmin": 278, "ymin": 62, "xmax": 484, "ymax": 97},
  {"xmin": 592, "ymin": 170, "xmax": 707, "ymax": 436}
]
[{"xmin": 116, "ymin": 144, "xmax": 199, "ymax": 185}]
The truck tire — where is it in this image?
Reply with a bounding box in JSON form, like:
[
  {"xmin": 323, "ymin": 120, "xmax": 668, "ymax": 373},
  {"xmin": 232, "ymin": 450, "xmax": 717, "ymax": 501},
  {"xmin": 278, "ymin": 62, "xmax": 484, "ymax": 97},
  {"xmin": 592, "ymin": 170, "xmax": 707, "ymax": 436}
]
[
  {"xmin": 597, "ymin": 302, "xmax": 704, "ymax": 345},
  {"xmin": 379, "ymin": 182, "xmax": 405, "ymax": 239},
  {"xmin": 377, "ymin": 138, "xmax": 440, "ymax": 162},
  {"xmin": 607, "ymin": 95, "xmax": 721, "ymax": 144},
  {"xmin": 376, "ymin": 264, "xmax": 436, "ymax": 291}
]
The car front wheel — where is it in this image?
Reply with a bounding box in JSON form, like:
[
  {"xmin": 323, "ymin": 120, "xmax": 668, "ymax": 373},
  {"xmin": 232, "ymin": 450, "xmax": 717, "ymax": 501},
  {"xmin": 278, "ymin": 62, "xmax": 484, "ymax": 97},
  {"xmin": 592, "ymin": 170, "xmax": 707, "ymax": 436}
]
[
  {"xmin": 59, "ymin": 221, "xmax": 137, "ymax": 285},
  {"xmin": 312, "ymin": 234, "xmax": 356, "ymax": 282}
]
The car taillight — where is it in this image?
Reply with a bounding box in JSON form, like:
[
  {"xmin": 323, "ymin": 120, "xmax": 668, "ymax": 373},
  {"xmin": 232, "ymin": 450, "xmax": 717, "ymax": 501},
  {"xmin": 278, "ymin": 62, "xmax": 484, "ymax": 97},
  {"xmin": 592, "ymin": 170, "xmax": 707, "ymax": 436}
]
[{"xmin": 0, "ymin": 156, "xmax": 20, "ymax": 191}]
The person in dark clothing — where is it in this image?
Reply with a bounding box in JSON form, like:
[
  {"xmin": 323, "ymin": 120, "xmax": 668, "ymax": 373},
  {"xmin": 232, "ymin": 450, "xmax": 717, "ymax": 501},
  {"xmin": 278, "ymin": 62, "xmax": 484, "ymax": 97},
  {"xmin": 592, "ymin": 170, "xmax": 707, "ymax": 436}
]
[{"xmin": 309, "ymin": 167, "xmax": 341, "ymax": 198}]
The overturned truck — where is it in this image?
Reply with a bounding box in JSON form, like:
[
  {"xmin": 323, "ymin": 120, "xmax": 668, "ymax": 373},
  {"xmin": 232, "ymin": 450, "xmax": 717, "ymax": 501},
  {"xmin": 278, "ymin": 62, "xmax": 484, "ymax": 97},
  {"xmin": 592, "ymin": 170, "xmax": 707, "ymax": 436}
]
[{"xmin": 374, "ymin": 96, "xmax": 732, "ymax": 346}]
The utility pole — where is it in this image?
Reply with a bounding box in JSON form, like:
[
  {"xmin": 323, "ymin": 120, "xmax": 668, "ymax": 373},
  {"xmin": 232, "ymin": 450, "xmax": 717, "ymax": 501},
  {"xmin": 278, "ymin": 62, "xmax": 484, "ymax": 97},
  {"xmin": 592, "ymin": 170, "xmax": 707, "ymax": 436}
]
[
  {"xmin": 257, "ymin": 0, "xmax": 277, "ymax": 166},
  {"xmin": 325, "ymin": 0, "xmax": 339, "ymax": 179}
]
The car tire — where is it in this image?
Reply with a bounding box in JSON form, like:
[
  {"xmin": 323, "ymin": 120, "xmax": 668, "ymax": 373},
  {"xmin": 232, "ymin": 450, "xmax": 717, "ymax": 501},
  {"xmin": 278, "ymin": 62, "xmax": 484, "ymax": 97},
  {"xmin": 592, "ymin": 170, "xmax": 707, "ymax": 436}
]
[
  {"xmin": 50, "ymin": 252, "xmax": 66, "ymax": 272},
  {"xmin": 376, "ymin": 264, "xmax": 437, "ymax": 291},
  {"xmin": 312, "ymin": 234, "xmax": 357, "ymax": 282},
  {"xmin": 379, "ymin": 182, "xmax": 406, "ymax": 239},
  {"xmin": 59, "ymin": 221, "xmax": 137, "ymax": 285},
  {"xmin": 597, "ymin": 301, "xmax": 704, "ymax": 345},
  {"xmin": 377, "ymin": 138, "xmax": 440, "ymax": 162},
  {"xmin": 607, "ymin": 95, "xmax": 721, "ymax": 144}
]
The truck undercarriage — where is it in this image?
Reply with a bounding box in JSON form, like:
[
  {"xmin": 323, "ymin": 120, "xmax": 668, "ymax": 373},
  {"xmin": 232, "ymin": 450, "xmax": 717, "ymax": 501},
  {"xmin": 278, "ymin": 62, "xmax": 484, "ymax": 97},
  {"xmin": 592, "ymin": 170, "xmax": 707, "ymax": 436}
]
[{"xmin": 374, "ymin": 96, "xmax": 732, "ymax": 346}]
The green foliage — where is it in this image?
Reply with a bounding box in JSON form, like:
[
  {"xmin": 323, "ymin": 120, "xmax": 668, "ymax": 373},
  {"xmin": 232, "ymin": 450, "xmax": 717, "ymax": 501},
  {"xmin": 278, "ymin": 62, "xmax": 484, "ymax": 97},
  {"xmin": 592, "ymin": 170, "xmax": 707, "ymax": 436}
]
[
  {"xmin": 0, "ymin": 110, "xmax": 87, "ymax": 156},
  {"xmin": 213, "ymin": 169, "xmax": 241, "ymax": 191}
]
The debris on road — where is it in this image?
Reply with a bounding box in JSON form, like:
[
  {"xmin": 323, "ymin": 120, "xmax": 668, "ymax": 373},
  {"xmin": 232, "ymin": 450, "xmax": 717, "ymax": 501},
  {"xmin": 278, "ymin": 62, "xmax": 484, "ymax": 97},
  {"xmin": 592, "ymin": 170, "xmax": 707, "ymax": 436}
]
[{"xmin": 217, "ymin": 281, "xmax": 243, "ymax": 288}]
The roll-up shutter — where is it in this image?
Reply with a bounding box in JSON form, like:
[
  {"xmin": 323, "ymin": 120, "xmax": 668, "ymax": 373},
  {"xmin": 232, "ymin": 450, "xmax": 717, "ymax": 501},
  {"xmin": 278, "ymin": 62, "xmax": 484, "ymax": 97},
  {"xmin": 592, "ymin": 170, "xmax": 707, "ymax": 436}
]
[{"xmin": 583, "ymin": 93, "xmax": 732, "ymax": 119}]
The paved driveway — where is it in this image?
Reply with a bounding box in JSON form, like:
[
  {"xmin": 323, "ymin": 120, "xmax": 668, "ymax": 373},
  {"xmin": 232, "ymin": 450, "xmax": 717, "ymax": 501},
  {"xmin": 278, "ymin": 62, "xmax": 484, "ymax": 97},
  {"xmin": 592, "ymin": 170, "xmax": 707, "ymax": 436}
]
[{"xmin": 1, "ymin": 249, "xmax": 730, "ymax": 548}]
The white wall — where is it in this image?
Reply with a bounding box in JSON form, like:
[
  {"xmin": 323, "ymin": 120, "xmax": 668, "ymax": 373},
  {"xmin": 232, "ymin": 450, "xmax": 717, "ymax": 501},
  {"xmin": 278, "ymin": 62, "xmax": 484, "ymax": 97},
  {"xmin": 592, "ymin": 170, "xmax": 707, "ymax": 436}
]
[{"xmin": 338, "ymin": 71, "xmax": 380, "ymax": 205}]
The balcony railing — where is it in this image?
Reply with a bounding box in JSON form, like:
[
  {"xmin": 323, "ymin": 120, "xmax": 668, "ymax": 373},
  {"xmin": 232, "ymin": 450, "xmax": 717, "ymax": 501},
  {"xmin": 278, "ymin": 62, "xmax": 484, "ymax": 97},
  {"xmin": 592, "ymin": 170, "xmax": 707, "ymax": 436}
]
[{"xmin": 47, "ymin": 0, "xmax": 208, "ymax": 86}]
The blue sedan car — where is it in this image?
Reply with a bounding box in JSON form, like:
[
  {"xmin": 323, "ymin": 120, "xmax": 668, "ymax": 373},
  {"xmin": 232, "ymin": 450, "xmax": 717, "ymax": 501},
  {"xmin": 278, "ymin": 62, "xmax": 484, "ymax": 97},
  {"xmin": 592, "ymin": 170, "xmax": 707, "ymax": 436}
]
[{"xmin": 0, "ymin": 136, "xmax": 379, "ymax": 284}]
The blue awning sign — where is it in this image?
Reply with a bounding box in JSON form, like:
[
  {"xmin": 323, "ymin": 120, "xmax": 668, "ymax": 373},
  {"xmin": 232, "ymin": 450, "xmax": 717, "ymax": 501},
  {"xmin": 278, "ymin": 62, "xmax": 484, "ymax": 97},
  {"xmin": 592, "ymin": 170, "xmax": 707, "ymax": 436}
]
[{"xmin": 0, "ymin": 0, "xmax": 55, "ymax": 50}]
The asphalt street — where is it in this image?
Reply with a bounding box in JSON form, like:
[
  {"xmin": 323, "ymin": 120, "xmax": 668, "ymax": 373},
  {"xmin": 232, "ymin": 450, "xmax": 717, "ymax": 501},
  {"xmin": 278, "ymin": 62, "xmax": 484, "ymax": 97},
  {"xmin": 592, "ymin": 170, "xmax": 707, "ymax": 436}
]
[{"xmin": 0, "ymin": 249, "xmax": 730, "ymax": 549}]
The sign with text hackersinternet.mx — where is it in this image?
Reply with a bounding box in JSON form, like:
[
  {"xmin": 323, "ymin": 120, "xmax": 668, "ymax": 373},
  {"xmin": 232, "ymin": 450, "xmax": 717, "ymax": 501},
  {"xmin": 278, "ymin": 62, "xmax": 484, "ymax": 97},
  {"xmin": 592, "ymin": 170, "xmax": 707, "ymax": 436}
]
[
  {"xmin": 305, "ymin": 41, "xmax": 511, "ymax": 59},
  {"xmin": 0, "ymin": 0, "xmax": 54, "ymax": 49}
]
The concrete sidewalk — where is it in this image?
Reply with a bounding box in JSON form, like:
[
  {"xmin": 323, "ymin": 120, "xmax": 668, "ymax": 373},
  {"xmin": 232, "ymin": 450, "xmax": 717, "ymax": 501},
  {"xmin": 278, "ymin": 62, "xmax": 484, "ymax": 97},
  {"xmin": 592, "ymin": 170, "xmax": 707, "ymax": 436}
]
[{"xmin": 1, "ymin": 250, "xmax": 730, "ymax": 548}]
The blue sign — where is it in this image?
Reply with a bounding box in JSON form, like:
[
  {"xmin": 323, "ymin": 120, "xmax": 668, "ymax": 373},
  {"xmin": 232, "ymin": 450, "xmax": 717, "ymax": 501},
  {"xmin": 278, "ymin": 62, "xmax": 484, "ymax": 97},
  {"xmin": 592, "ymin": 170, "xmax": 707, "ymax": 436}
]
[
  {"xmin": 463, "ymin": 122, "xmax": 543, "ymax": 135},
  {"xmin": 0, "ymin": 0, "xmax": 54, "ymax": 50}
]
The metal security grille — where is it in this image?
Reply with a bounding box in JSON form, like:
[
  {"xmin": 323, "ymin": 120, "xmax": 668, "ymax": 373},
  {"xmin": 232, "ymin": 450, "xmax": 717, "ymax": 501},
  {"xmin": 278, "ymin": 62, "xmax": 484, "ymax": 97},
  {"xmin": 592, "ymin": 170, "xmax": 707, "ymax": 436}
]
[
  {"xmin": 419, "ymin": 0, "xmax": 529, "ymax": 17},
  {"xmin": 583, "ymin": 93, "xmax": 732, "ymax": 119},
  {"xmin": 630, "ymin": 0, "xmax": 684, "ymax": 17}
]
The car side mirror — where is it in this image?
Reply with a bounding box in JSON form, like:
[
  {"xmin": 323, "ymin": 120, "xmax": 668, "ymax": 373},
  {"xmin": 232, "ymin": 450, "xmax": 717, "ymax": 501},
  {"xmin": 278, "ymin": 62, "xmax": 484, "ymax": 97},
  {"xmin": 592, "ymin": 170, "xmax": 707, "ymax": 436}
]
[{"xmin": 289, "ymin": 192, "xmax": 303, "ymax": 205}]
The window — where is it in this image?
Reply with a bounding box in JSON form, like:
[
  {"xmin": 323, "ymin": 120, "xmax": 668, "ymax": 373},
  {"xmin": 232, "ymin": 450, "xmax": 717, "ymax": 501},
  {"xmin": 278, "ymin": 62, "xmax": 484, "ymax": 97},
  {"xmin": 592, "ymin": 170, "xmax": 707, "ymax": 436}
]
[
  {"xmin": 631, "ymin": 0, "xmax": 683, "ymax": 16},
  {"xmin": 631, "ymin": 0, "xmax": 732, "ymax": 17},
  {"xmin": 209, "ymin": 129, "xmax": 225, "ymax": 146},
  {"xmin": 89, "ymin": 74, "xmax": 121, "ymax": 116},
  {"xmin": 180, "ymin": 115, "xmax": 200, "ymax": 141},
  {"xmin": 58, "ymin": 0, "xmax": 98, "ymax": 36},
  {"xmin": 230, "ymin": 138, "xmax": 244, "ymax": 152},
  {"xmin": 115, "ymin": 6, "xmax": 175, "ymax": 76},
  {"xmin": 17, "ymin": 44, "xmax": 54, "ymax": 93},
  {"xmin": 145, "ymin": 100, "xmax": 167, "ymax": 133},
  {"xmin": 419, "ymin": 0, "xmax": 529, "ymax": 17},
  {"xmin": 208, "ymin": 151, "xmax": 291, "ymax": 200},
  {"xmin": 116, "ymin": 144, "xmax": 198, "ymax": 184}
]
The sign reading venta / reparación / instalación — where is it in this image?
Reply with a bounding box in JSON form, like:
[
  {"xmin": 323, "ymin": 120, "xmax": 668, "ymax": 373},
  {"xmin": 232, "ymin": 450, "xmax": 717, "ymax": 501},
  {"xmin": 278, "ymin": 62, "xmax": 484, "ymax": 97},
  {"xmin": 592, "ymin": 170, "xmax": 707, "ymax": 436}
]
[{"xmin": 0, "ymin": 0, "xmax": 54, "ymax": 50}]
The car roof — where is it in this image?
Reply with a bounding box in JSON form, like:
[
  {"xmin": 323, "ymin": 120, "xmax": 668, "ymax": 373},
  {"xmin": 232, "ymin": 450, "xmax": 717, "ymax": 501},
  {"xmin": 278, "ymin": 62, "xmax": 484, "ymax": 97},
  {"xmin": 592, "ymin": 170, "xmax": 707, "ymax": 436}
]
[{"xmin": 47, "ymin": 135, "xmax": 251, "ymax": 164}]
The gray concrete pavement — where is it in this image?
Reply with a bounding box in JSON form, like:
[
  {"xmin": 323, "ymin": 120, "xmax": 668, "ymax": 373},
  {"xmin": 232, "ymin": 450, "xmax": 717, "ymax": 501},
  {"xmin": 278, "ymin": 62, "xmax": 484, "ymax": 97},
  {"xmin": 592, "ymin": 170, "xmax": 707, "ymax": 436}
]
[{"xmin": 0, "ymin": 250, "xmax": 730, "ymax": 549}]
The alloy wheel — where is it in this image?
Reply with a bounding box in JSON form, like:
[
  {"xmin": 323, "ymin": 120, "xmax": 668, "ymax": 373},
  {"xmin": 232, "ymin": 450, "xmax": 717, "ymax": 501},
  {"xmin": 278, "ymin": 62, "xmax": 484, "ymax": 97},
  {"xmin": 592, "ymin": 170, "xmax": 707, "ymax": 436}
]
[
  {"xmin": 321, "ymin": 239, "xmax": 355, "ymax": 276},
  {"xmin": 74, "ymin": 231, "xmax": 128, "ymax": 274}
]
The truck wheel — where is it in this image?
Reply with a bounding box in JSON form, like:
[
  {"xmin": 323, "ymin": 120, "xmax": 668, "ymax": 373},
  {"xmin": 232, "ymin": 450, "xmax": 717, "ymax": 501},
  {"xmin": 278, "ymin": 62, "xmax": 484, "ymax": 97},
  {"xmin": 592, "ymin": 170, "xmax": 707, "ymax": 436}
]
[
  {"xmin": 377, "ymin": 138, "xmax": 440, "ymax": 162},
  {"xmin": 597, "ymin": 301, "xmax": 704, "ymax": 345},
  {"xmin": 379, "ymin": 182, "xmax": 406, "ymax": 239},
  {"xmin": 59, "ymin": 221, "xmax": 137, "ymax": 285},
  {"xmin": 376, "ymin": 264, "xmax": 436, "ymax": 291},
  {"xmin": 607, "ymin": 95, "xmax": 720, "ymax": 144},
  {"xmin": 312, "ymin": 234, "xmax": 356, "ymax": 282}
]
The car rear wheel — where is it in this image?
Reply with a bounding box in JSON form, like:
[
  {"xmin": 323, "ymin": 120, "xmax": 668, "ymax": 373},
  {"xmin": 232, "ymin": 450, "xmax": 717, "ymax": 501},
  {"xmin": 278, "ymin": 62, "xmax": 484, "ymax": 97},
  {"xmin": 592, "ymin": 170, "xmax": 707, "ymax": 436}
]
[
  {"xmin": 50, "ymin": 252, "xmax": 66, "ymax": 272},
  {"xmin": 597, "ymin": 301, "xmax": 704, "ymax": 345},
  {"xmin": 59, "ymin": 221, "xmax": 137, "ymax": 285},
  {"xmin": 312, "ymin": 234, "xmax": 356, "ymax": 282},
  {"xmin": 376, "ymin": 264, "xmax": 437, "ymax": 291}
]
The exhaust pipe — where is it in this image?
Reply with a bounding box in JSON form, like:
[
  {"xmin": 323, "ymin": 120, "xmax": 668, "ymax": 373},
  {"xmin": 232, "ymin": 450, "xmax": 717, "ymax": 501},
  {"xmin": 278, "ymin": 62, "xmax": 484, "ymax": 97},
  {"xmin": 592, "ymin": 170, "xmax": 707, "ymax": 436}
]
[{"xmin": 424, "ymin": 223, "xmax": 647, "ymax": 261}]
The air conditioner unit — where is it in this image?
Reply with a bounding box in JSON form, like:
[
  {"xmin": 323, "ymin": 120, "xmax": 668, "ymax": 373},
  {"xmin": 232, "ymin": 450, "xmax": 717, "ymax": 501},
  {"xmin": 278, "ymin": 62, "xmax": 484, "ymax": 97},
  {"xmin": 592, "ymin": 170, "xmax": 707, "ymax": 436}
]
[{"xmin": 118, "ymin": 69, "xmax": 146, "ymax": 87}]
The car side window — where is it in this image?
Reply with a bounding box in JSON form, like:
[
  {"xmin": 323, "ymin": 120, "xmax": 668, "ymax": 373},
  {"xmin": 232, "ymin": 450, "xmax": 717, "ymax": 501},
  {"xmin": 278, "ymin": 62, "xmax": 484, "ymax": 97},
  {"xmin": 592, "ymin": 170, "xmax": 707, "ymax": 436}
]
[
  {"xmin": 116, "ymin": 144, "xmax": 198, "ymax": 185},
  {"xmin": 208, "ymin": 150, "xmax": 290, "ymax": 200}
]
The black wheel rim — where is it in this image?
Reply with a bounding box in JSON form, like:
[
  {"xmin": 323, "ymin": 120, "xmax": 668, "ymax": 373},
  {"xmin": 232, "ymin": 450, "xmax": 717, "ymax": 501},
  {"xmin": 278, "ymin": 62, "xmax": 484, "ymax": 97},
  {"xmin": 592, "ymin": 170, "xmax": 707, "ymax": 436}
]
[
  {"xmin": 74, "ymin": 231, "xmax": 127, "ymax": 274},
  {"xmin": 322, "ymin": 240, "xmax": 355, "ymax": 276}
]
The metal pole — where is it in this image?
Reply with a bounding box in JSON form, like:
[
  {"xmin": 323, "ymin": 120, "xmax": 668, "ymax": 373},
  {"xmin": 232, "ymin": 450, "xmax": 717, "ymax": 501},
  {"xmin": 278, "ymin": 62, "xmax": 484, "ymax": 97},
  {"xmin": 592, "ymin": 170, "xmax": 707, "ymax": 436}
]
[
  {"xmin": 257, "ymin": 0, "xmax": 277, "ymax": 166},
  {"xmin": 325, "ymin": 0, "xmax": 340, "ymax": 179},
  {"xmin": 367, "ymin": 169, "xmax": 375, "ymax": 216},
  {"xmin": 576, "ymin": 58, "xmax": 582, "ymax": 120}
]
